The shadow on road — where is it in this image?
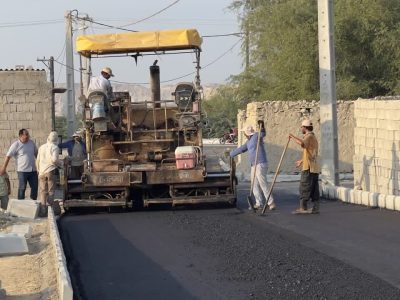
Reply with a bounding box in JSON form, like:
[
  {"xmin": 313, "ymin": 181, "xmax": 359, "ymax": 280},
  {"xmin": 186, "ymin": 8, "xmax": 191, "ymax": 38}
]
[{"xmin": 59, "ymin": 217, "xmax": 196, "ymax": 300}]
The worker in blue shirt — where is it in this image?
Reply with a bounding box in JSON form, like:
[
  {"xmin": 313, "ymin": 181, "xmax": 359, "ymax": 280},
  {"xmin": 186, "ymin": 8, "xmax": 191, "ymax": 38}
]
[
  {"xmin": 58, "ymin": 131, "xmax": 86, "ymax": 179},
  {"xmin": 230, "ymin": 121, "xmax": 276, "ymax": 210}
]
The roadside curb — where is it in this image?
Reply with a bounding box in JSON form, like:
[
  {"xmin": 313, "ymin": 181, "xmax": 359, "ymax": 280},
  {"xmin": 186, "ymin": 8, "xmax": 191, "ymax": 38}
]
[
  {"xmin": 320, "ymin": 183, "xmax": 400, "ymax": 211},
  {"xmin": 48, "ymin": 207, "xmax": 73, "ymax": 300}
]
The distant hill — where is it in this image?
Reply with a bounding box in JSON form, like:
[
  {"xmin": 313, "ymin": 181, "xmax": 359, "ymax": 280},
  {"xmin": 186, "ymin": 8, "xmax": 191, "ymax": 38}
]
[{"xmin": 55, "ymin": 83, "xmax": 220, "ymax": 116}]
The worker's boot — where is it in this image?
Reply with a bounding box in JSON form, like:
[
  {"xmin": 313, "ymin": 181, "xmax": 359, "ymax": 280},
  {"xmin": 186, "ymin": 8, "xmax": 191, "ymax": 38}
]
[
  {"xmin": 292, "ymin": 199, "xmax": 310, "ymax": 214},
  {"xmin": 52, "ymin": 201, "xmax": 62, "ymax": 216},
  {"xmin": 310, "ymin": 201, "xmax": 320, "ymax": 214},
  {"xmin": 39, "ymin": 204, "xmax": 48, "ymax": 218}
]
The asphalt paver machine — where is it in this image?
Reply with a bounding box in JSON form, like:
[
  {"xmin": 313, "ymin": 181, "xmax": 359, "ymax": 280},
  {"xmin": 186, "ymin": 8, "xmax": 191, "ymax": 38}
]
[{"xmin": 62, "ymin": 29, "xmax": 236, "ymax": 209}]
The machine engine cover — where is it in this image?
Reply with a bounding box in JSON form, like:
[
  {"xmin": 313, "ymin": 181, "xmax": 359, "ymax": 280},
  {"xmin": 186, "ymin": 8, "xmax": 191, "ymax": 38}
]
[{"xmin": 178, "ymin": 114, "xmax": 200, "ymax": 128}]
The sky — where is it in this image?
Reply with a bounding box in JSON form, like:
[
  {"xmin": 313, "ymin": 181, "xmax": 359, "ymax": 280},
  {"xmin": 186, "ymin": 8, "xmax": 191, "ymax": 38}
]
[{"xmin": 0, "ymin": 0, "xmax": 243, "ymax": 85}]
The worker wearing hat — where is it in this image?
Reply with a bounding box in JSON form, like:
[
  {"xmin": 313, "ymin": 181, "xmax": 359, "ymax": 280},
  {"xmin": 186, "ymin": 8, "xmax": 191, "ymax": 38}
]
[
  {"xmin": 289, "ymin": 119, "xmax": 320, "ymax": 214},
  {"xmin": 58, "ymin": 131, "xmax": 86, "ymax": 179},
  {"xmin": 88, "ymin": 67, "xmax": 115, "ymax": 105},
  {"xmin": 36, "ymin": 131, "xmax": 63, "ymax": 216},
  {"xmin": 230, "ymin": 121, "xmax": 276, "ymax": 211}
]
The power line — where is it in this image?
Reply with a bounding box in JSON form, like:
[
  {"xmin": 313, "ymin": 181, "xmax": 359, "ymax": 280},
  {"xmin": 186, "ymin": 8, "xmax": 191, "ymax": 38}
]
[
  {"xmin": 0, "ymin": 19, "xmax": 63, "ymax": 28},
  {"xmin": 73, "ymin": 0, "xmax": 181, "ymax": 32},
  {"xmin": 54, "ymin": 58, "xmax": 82, "ymax": 74},
  {"xmin": 110, "ymin": 38, "xmax": 242, "ymax": 85},
  {"xmin": 120, "ymin": 0, "xmax": 181, "ymax": 27},
  {"xmin": 74, "ymin": 16, "xmax": 137, "ymax": 32},
  {"xmin": 203, "ymin": 32, "xmax": 244, "ymax": 38},
  {"xmin": 202, "ymin": 39, "xmax": 241, "ymax": 69},
  {"xmin": 55, "ymin": 41, "xmax": 66, "ymax": 61}
]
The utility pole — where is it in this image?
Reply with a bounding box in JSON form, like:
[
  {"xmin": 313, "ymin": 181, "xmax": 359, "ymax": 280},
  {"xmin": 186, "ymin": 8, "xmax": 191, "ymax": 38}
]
[
  {"xmin": 318, "ymin": 0, "xmax": 339, "ymax": 186},
  {"xmin": 65, "ymin": 10, "xmax": 76, "ymax": 138},
  {"xmin": 37, "ymin": 56, "xmax": 57, "ymax": 131},
  {"xmin": 245, "ymin": 26, "xmax": 249, "ymax": 71},
  {"xmin": 244, "ymin": 0, "xmax": 250, "ymax": 71},
  {"xmin": 79, "ymin": 14, "xmax": 91, "ymax": 97}
]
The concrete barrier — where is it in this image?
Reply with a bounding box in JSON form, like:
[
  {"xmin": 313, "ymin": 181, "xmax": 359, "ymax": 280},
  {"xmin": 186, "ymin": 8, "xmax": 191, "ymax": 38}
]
[
  {"xmin": 320, "ymin": 183, "xmax": 400, "ymax": 212},
  {"xmin": 386, "ymin": 195, "xmax": 395, "ymax": 210},
  {"xmin": 48, "ymin": 207, "xmax": 73, "ymax": 300},
  {"xmin": 7, "ymin": 199, "xmax": 38, "ymax": 219},
  {"xmin": 0, "ymin": 233, "xmax": 29, "ymax": 256},
  {"xmin": 378, "ymin": 194, "xmax": 386, "ymax": 209}
]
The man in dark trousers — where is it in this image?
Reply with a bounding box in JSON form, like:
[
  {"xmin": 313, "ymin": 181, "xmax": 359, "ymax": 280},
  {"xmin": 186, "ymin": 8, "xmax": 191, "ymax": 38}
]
[
  {"xmin": 289, "ymin": 119, "xmax": 320, "ymax": 214},
  {"xmin": 1, "ymin": 129, "xmax": 38, "ymax": 200}
]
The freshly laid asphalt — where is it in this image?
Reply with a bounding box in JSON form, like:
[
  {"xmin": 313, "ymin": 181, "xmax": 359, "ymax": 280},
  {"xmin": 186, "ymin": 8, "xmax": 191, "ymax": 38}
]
[{"xmin": 59, "ymin": 181, "xmax": 400, "ymax": 300}]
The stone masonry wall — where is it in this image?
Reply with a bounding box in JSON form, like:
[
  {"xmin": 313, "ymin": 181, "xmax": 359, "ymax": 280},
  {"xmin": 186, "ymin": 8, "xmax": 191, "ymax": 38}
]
[
  {"xmin": 0, "ymin": 69, "xmax": 52, "ymax": 198},
  {"xmin": 353, "ymin": 98, "xmax": 400, "ymax": 195},
  {"xmin": 235, "ymin": 100, "xmax": 354, "ymax": 180}
]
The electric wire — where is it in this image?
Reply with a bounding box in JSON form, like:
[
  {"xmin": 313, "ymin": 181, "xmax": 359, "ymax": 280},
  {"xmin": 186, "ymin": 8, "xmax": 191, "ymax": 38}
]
[
  {"xmin": 55, "ymin": 42, "xmax": 66, "ymax": 61},
  {"xmin": 119, "ymin": 0, "xmax": 181, "ymax": 27},
  {"xmin": 203, "ymin": 32, "xmax": 244, "ymax": 38},
  {"xmin": 55, "ymin": 49, "xmax": 66, "ymax": 84},
  {"xmin": 110, "ymin": 38, "xmax": 242, "ymax": 85},
  {"xmin": 0, "ymin": 19, "xmax": 63, "ymax": 28},
  {"xmin": 74, "ymin": 16, "xmax": 137, "ymax": 32}
]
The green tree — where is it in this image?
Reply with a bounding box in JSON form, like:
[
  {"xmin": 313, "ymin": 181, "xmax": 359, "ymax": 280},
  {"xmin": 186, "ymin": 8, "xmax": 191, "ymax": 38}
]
[
  {"xmin": 230, "ymin": 0, "xmax": 400, "ymax": 100},
  {"xmin": 203, "ymin": 84, "xmax": 241, "ymax": 138},
  {"xmin": 55, "ymin": 116, "xmax": 67, "ymax": 139}
]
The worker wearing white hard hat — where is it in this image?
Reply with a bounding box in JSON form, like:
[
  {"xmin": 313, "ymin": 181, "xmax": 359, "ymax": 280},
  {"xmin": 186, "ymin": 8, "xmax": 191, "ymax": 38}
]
[
  {"xmin": 58, "ymin": 131, "xmax": 86, "ymax": 179},
  {"xmin": 289, "ymin": 119, "xmax": 320, "ymax": 214},
  {"xmin": 88, "ymin": 67, "xmax": 115, "ymax": 103}
]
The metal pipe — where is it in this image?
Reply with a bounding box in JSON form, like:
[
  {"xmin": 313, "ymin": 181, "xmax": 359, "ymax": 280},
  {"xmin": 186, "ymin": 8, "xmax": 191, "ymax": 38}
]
[{"xmin": 150, "ymin": 64, "xmax": 161, "ymax": 108}]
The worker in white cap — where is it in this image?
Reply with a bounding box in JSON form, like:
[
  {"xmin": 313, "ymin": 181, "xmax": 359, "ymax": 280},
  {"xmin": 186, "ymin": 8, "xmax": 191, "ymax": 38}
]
[
  {"xmin": 36, "ymin": 131, "xmax": 63, "ymax": 216},
  {"xmin": 289, "ymin": 119, "xmax": 320, "ymax": 214},
  {"xmin": 58, "ymin": 131, "xmax": 86, "ymax": 179},
  {"xmin": 230, "ymin": 121, "xmax": 276, "ymax": 210},
  {"xmin": 88, "ymin": 67, "xmax": 115, "ymax": 104}
]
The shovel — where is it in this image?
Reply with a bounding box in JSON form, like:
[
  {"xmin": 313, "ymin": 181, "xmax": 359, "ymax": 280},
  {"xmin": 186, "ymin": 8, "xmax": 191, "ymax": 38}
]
[
  {"xmin": 247, "ymin": 123, "xmax": 263, "ymax": 212},
  {"xmin": 261, "ymin": 137, "xmax": 290, "ymax": 215}
]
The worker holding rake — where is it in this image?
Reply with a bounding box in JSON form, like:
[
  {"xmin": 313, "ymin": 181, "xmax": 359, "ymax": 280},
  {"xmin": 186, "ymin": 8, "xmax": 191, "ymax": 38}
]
[
  {"xmin": 230, "ymin": 121, "xmax": 276, "ymax": 211},
  {"xmin": 289, "ymin": 119, "xmax": 320, "ymax": 214}
]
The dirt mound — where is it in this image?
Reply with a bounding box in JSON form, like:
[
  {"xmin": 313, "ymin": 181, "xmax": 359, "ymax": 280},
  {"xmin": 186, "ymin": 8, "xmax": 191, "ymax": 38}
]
[{"xmin": 0, "ymin": 212, "xmax": 57, "ymax": 299}]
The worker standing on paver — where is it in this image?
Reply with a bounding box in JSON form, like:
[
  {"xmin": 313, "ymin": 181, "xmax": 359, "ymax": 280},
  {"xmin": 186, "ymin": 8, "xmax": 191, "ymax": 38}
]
[
  {"xmin": 289, "ymin": 119, "xmax": 320, "ymax": 214},
  {"xmin": 36, "ymin": 131, "xmax": 62, "ymax": 216},
  {"xmin": 58, "ymin": 131, "xmax": 86, "ymax": 179},
  {"xmin": 88, "ymin": 67, "xmax": 115, "ymax": 111},
  {"xmin": 0, "ymin": 129, "xmax": 38, "ymax": 200},
  {"xmin": 230, "ymin": 121, "xmax": 276, "ymax": 210}
]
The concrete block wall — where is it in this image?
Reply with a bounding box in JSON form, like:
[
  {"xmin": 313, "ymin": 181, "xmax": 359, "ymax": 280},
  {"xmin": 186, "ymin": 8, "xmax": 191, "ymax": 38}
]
[
  {"xmin": 235, "ymin": 100, "xmax": 354, "ymax": 180},
  {"xmin": 354, "ymin": 98, "xmax": 400, "ymax": 196},
  {"xmin": 0, "ymin": 68, "xmax": 52, "ymax": 198}
]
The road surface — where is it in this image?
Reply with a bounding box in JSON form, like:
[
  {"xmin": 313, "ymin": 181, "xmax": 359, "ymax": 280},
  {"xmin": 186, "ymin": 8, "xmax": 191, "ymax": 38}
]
[{"xmin": 59, "ymin": 181, "xmax": 400, "ymax": 299}]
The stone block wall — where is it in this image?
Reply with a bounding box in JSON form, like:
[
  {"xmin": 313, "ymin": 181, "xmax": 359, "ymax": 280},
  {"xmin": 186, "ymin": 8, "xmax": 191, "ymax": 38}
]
[
  {"xmin": 354, "ymin": 98, "xmax": 400, "ymax": 195},
  {"xmin": 0, "ymin": 69, "xmax": 52, "ymax": 198},
  {"xmin": 235, "ymin": 100, "xmax": 354, "ymax": 180}
]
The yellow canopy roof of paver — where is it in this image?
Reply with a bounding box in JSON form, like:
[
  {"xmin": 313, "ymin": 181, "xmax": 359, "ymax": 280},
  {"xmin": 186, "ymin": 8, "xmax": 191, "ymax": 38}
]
[{"xmin": 76, "ymin": 29, "xmax": 202, "ymax": 57}]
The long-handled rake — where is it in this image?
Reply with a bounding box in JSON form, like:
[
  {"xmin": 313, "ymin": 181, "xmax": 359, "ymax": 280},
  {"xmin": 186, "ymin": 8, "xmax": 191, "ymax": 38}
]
[{"xmin": 261, "ymin": 138, "xmax": 290, "ymax": 215}]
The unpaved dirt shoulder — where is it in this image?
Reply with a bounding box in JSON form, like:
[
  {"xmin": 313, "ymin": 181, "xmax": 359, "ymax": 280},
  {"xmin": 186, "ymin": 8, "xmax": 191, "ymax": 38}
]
[{"xmin": 0, "ymin": 212, "xmax": 57, "ymax": 299}]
